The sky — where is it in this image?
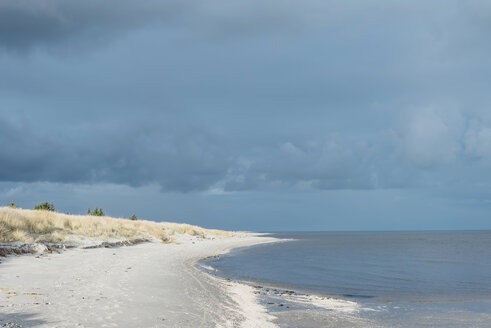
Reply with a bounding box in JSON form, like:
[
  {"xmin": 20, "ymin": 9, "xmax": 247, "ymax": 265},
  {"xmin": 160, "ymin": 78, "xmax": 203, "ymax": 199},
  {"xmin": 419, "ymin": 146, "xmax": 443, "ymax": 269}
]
[{"xmin": 1, "ymin": 0, "xmax": 491, "ymax": 231}]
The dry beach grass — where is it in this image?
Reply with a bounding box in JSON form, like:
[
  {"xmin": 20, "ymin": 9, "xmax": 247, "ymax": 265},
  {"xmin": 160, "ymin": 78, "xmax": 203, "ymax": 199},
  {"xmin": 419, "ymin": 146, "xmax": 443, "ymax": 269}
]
[{"xmin": 0, "ymin": 206, "xmax": 233, "ymax": 244}]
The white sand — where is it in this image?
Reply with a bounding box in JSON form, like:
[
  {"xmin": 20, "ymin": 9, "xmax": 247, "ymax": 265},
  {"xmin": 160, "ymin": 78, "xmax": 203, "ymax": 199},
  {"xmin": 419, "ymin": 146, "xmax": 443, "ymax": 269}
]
[{"xmin": 0, "ymin": 233, "xmax": 279, "ymax": 328}]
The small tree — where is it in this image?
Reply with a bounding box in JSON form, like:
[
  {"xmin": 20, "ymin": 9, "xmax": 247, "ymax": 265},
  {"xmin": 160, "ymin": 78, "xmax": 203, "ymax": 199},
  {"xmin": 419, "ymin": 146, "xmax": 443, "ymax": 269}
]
[
  {"xmin": 8, "ymin": 201, "xmax": 17, "ymax": 208},
  {"xmin": 129, "ymin": 214, "xmax": 138, "ymax": 221},
  {"xmin": 34, "ymin": 202, "xmax": 55, "ymax": 211},
  {"xmin": 87, "ymin": 207, "xmax": 105, "ymax": 216}
]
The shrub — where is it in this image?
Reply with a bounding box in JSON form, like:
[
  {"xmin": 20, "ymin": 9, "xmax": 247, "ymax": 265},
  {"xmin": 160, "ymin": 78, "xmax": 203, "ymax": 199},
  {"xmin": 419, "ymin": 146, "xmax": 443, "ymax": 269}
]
[
  {"xmin": 34, "ymin": 202, "xmax": 55, "ymax": 211},
  {"xmin": 129, "ymin": 214, "xmax": 138, "ymax": 221},
  {"xmin": 87, "ymin": 207, "xmax": 105, "ymax": 216},
  {"xmin": 8, "ymin": 201, "xmax": 17, "ymax": 209}
]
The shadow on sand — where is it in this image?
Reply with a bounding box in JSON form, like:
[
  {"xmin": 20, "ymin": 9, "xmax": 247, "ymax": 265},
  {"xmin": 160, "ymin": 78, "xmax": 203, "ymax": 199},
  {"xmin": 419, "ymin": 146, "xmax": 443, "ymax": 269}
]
[{"xmin": 0, "ymin": 312, "xmax": 48, "ymax": 327}]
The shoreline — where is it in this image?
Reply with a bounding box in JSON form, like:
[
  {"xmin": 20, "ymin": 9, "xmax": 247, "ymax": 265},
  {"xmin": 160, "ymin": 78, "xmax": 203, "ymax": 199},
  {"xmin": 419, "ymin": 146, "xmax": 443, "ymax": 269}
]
[
  {"xmin": 0, "ymin": 232, "xmax": 281, "ymax": 328},
  {"xmin": 197, "ymin": 254, "xmax": 363, "ymax": 321},
  {"xmin": 191, "ymin": 234, "xmax": 281, "ymax": 328},
  {"xmin": 195, "ymin": 235, "xmax": 367, "ymax": 328}
]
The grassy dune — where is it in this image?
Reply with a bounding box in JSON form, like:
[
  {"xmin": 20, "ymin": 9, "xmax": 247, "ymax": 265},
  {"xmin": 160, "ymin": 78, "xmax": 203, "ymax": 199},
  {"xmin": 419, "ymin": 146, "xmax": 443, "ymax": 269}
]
[{"xmin": 0, "ymin": 207, "xmax": 233, "ymax": 244}]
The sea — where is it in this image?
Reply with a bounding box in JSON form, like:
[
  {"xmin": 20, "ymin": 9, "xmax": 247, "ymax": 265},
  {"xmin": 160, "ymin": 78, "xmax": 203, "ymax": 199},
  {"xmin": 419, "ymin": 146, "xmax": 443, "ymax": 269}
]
[{"xmin": 200, "ymin": 231, "xmax": 491, "ymax": 327}]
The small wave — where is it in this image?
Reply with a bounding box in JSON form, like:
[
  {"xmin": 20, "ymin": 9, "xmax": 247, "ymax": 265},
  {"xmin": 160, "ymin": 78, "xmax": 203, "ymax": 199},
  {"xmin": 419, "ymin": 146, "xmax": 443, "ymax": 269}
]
[
  {"xmin": 196, "ymin": 263, "xmax": 218, "ymax": 272},
  {"xmin": 291, "ymin": 294, "xmax": 360, "ymax": 313}
]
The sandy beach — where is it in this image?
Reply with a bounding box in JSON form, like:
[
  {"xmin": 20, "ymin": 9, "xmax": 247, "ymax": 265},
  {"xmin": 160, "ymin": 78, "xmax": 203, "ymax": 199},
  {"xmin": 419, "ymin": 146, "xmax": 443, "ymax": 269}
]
[{"xmin": 0, "ymin": 233, "xmax": 278, "ymax": 328}]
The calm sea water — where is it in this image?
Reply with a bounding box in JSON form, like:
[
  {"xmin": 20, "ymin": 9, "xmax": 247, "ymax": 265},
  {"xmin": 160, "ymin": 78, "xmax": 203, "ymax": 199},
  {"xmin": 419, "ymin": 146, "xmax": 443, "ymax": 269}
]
[{"xmin": 202, "ymin": 231, "xmax": 491, "ymax": 327}]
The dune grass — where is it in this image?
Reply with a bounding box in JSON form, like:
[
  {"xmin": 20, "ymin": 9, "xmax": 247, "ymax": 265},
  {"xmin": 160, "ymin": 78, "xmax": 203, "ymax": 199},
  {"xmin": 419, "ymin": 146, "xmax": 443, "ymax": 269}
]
[{"xmin": 0, "ymin": 207, "xmax": 233, "ymax": 244}]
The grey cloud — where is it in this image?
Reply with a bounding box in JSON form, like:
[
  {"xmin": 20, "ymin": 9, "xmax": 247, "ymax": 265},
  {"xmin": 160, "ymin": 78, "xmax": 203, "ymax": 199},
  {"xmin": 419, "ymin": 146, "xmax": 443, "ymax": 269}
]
[
  {"xmin": 0, "ymin": 0, "xmax": 182, "ymax": 50},
  {"xmin": 220, "ymin": 138, "xmax": 389, "ymax": 191},
  {"xmin": 0, "ymin": 118, "xmax": 230, "ymax": 192},
  {"xmin": 2, "ymin": 110, "xmax": 491, "ymax": 194},
  {"xmin": 2, "ymin": 1, "xmax": 491, "ymax": 196},
  {"xmin": 4, "ymin": 0, "xmax": 489, "ymax": 53},
  {"xmin": 392, "ymin": 107, "xmax": 464, "ymax": 168},
  {"xmin": 0, "ymin": 117, "xmax": 394, "ymax": 192},
  {"xmin": 0, "ymin": 0, "xmax": 316, "ymax": 51},
  {"xmin": 464, "ymin": 118, "xmax": 491, "ymax": 162}
]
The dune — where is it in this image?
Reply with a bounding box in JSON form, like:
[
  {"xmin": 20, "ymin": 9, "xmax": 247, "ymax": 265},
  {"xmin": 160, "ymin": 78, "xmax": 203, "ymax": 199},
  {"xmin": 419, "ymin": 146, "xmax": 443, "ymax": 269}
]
[{"xmin": 0, "ymin": 207, "xmax": 232, "ymax": 245}]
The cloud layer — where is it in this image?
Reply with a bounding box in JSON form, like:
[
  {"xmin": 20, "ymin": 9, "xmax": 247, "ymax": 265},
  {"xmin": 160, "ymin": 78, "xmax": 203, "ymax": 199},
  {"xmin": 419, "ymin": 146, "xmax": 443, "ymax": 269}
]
[
  {"xmin": 1, "ymin": 108, "xmax": 491, "ymax": 193},
  {"xmin": 1, "ymin": 1, "xmax": 491, "ymax": 197}
]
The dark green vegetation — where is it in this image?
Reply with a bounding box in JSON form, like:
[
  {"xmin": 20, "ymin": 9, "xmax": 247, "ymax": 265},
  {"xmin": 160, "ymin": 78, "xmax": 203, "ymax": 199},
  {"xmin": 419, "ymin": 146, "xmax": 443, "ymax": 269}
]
[
  {"xmin": 7, "ymin": 201, "xmax": 143, "ymax": 221},
  {"xmin": 34, "ymin": 202, "xmax": 55, "ymax": 211},
  {"xmin": 87, "ymin": 207, "xmax": 105, "ymax": 216}
]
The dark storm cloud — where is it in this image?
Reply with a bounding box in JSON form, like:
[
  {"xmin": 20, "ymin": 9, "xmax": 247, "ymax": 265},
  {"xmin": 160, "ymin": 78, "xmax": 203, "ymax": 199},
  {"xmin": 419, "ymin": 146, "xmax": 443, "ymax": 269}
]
[
  {"xmin": 5, "ymin": 1, "xmax": 490, "ymax": 52},
  {"xmin": 1, "ymin": 1, "xmax": 491, "ymax": 195},
  {"xmin": 0, "ymin": 116, "xmax": 383, "ymax": 192},
  {"xmin": 0, "ymin": 0, "xmax": 312, "ymax": 51},
  {"xmin": 0, "ymin": 0, "xmax": 179, "ymax": 50},
  {"xmin": 5, "ymin": 112, "xmax": 485, "ymax": 193},
  {"xmin": 0, "ymin": 118, "xmax": 231, "ymax": 192}
]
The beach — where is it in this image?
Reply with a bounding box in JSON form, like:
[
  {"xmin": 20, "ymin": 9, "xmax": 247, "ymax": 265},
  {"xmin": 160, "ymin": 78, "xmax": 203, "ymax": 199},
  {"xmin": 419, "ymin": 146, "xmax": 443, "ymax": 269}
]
[
  {"xmin": 3, "ymin": 226, "xmax": 490, "ymax": 328},
  {"xmin": 0, "ymin": 233, "xmax": 278, "ymax": 328}
]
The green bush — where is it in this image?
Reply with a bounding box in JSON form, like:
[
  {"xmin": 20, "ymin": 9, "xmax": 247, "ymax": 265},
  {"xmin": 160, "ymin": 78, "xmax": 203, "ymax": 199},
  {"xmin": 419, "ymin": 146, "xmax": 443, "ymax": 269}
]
[
  {"xmin": 34, "ymin": 202, "xmax": 55, "ymax": 211},
  {"xmin": 87, "ymin": 207, "xmax": 105, "ymax": 216},
  {"xmin": 8, "ymin": 201, "xmax": 17, "ymax": 208},
  {"xmin": 129, "ymin": 214, "xmax": 138, "ymax": 221}
]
